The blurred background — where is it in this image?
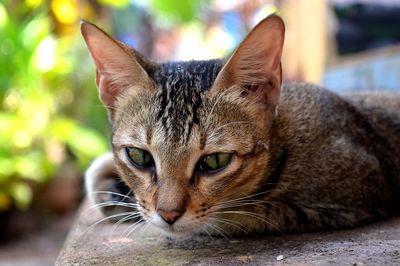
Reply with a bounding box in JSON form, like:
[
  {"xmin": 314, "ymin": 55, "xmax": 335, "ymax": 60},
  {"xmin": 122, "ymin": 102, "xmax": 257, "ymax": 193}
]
[{"xmin": 1, "ymin": 0, "xmax": 400, "ymax": 264}]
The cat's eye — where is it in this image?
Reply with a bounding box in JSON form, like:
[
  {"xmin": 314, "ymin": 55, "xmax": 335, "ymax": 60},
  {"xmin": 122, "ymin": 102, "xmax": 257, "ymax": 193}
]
[
  {"xmin": 125, "ymin": 147, "xmax": 154, "ymax": 169},
  {"xmin": 197, "ymin": 153, "xmax": 232, "ymax": 173}
]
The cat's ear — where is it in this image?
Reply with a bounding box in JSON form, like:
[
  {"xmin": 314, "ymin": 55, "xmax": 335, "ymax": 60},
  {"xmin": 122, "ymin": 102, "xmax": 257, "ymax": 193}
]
[
  {"xmin": 212, "ymin": 15, "xmax": 285, "ymax": 108},
  {"xmin": 80, "ymin": 21, "xmax": 153, "ymax": 109}
]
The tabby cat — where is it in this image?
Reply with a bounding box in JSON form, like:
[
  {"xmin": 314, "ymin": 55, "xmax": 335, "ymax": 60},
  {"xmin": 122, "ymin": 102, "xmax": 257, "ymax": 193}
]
[{"xmin": 81, "ymin": 15, "xmax": 400, "ymax": 237}]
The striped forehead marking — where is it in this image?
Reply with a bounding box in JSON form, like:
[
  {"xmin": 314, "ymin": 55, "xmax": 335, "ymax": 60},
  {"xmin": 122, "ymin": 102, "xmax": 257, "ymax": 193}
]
[{"xmin": 151, "ymin": 59, "xmax": 223, "ymax": 143}]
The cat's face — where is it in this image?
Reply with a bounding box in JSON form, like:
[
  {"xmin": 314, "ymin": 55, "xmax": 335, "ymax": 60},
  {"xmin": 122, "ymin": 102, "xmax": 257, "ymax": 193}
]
[
  {"xmin": 81, "ymin": 15, "xmax": 284, "ymax": 236},
  {"xmin": 111, "ymin": 76, "xmax": 273, "ymax": 236}
]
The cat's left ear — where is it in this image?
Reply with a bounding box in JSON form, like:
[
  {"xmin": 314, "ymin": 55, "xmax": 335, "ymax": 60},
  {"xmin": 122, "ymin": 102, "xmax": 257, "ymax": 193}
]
[{"xmin": 212, "ymin": 15, "xmax": 285, "ymax": 108}]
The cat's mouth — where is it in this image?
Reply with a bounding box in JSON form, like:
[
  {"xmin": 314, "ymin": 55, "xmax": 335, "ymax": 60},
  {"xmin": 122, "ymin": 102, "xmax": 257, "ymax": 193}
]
[{"xmin": 146, "ymin": 214, "xmax": 203, "ymax": 237}]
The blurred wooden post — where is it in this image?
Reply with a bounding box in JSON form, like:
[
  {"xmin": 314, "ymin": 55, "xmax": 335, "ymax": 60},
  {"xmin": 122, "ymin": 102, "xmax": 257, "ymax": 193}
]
[{"xmin": 280, "ymin": 0, "xmax": 330, "ymax": 83}]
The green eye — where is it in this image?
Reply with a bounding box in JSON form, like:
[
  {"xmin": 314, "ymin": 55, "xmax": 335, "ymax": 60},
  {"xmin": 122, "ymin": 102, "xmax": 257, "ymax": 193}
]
[
  {"xmin": 197, "ymin": 153, "xmax": 232, "ymax": 173},
  {"xmin": 125, "ymin": 147, "xmax": 154, "ymax": 169}
]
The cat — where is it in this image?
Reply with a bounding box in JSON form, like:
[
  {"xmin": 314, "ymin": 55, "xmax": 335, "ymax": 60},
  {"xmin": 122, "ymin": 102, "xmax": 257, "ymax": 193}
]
[{"xmin": 81, "ymin": 15, "xmax": 400, "ymax": 237}]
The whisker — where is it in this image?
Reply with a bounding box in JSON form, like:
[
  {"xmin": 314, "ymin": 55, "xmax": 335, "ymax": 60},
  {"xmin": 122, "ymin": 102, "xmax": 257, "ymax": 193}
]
[
  {"xmin": 111, "ymin": 212, "xmax": 143, "ymax": 235},
  {"xmin": 81, "ymin": 211, "xmax": 134, "ymax": 236},
  {"xmin": 85, "ymin": 188, "xmax": 138, "ymax": 216},
  {"xmin": 215, "ymin": 197, "xmax": 281, "ymax": 211},
  {"xmin": 213, "ymin": 210, "xmax": 282, "ymax": 233},
  {"xmin": 124, "ymin": 219, "xmax": 145, "ymax": 239},
  {"xmin": 208, "ymin": 217, "xmax": 249, "ymax": 235},
  {"xmin": 203, "ymin": 221, "xmax": 231, "ymax": 240},
  {"xmin": 91, "ymin": 190, "xmax": 133, "ymax": 200},
  {"xmin": 200, "ymin": 224, "xmax": 213, "ymax": 239},
  {"xmin": 218, "ymin": 189, "xmax": 277, "ymax": 205},
  {"xmin": 217, "ymin": 199, "xmax": 284, "ymax": 225},
  {"xmin": 216, "ymin": 198, "xmax": 272, "ymax": 206},
  {"xmin": 87, "ymin": 201, "xmax": 139, "ymax": 212},
  {"xmin": 141, "ymin": 222, "xmax": 152, "ymax": 237},
  {"xmin": 214, "ymin": 202, "xmax": 269, "ymax": 210}
]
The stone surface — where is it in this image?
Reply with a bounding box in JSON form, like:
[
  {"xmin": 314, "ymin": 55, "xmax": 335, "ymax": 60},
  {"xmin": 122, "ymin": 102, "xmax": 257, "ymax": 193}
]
[{"xmin": 56, "ymin": 200, "xmax": 400, "ymax": 265}]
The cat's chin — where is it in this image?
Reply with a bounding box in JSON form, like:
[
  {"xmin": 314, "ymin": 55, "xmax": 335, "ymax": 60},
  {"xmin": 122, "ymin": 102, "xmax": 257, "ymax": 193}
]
[
  {"xmin": 153, "ymin": 225, "xmax": 197, "ymax": 239},
  {"xmin": 146, "ymin": 221, "xmax": 202, "ymax": 239}
]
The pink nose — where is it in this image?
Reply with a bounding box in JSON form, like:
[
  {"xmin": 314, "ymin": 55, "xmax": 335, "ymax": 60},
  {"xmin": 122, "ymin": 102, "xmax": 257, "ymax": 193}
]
[{"xmin": 157, "ymin": 209, "xmax": 184, "ymax": 225}]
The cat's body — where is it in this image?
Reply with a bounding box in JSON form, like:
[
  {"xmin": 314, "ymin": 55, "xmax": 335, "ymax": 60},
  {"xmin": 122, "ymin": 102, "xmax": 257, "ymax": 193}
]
[
  {"xmin": 254, "ymin": 84, "xmax": 400, "ymax": 232},
  {"xmin": 81, "ymin": 16, "xmax": 400, "ymax": 237}
]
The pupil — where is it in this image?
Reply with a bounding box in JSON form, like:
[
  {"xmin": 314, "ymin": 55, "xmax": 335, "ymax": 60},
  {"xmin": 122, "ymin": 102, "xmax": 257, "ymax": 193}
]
[
  {"xmin": 206, "ymin": 155, "xmax": 217, "ymax": 169},
  {"xmin": 196, "ymin": 153, "xmax": 232, "ymax": 173},
  {"xmin": 141, "ymin": 151, "xmax": 146, "ymax": 164}
]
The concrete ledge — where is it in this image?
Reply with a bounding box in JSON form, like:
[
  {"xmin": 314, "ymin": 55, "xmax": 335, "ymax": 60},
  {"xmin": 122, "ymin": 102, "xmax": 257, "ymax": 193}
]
[{"xmin": 56, "ymin": 200, "xmax": 400, "ymax": 265}]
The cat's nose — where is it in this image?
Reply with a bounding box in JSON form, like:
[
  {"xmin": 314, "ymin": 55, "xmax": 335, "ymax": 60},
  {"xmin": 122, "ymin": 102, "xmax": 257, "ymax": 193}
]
[{"xmin": 157, "ymin": 209, "xmax": 184, "ymax": 225}]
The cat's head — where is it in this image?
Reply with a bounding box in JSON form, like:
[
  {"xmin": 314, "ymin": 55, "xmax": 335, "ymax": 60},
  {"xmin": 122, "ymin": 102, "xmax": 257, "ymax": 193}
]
[{"xmin": 81, "ymin": 15, "xmax": 284, "ymax": 236}]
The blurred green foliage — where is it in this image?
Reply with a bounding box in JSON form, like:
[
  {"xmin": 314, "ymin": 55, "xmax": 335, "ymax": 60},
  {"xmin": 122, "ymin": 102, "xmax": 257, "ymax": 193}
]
[
  {"xmin": 0, "ymin": 0, "xmax": 109, "ymax": 211},
  {"xmin": 151, "ymin": 0, "xmax": 201, "ymax": 23}
]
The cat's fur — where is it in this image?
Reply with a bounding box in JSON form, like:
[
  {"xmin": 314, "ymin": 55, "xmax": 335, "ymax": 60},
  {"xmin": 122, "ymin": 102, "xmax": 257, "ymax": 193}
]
[{"xmin": 81, "ymin": 15, "xmax": 400, "ymax": 237}]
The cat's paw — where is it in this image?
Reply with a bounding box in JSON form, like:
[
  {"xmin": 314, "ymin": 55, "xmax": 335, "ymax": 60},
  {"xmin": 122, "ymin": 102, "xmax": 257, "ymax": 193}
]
[{"xmin": 85, "ymin": 153, "xmax": 141, "ymax": 222}]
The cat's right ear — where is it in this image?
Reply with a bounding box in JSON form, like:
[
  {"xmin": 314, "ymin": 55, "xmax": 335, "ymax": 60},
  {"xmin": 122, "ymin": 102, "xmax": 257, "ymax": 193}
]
[{"xmin": 80, "ymin": 21, "xmax": 153, "ymax": 110}]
